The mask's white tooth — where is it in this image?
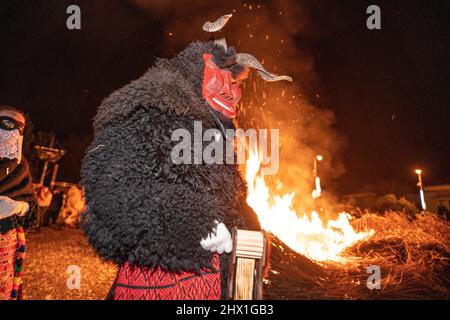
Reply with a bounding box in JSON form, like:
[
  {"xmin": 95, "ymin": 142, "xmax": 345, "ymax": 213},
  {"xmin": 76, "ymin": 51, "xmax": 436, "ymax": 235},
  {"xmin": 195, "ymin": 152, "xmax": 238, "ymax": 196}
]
[{"xmin": 212, "ymin": 97, "xmax": 233, "ymax": 112}]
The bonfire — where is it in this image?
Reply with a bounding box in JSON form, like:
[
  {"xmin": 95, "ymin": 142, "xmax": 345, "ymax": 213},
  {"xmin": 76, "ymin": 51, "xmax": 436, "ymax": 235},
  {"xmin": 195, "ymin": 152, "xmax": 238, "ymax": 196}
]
[{"xmin": 244, "ymin": 146, "xmax": 450, "ymax": 300}]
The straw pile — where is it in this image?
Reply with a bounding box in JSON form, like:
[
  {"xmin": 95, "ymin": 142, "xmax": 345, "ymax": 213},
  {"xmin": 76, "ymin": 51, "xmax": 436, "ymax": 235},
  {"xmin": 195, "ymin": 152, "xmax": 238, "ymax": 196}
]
[{"xmin": 266, "ymin": 212, "xmax": 449, "ymax": 299}]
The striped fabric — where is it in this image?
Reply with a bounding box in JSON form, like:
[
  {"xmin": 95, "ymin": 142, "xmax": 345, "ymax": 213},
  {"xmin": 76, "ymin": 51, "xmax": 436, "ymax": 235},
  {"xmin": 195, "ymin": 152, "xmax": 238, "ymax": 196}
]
[
  {"xmin": 114, "ymin": 254, "xmax": 221, "ymax": 300},
  {"xmin": 0, "ymin": 228, "xmax": 18, "ymax": 300},
  {"xmin": 0, "ymin": 227, "xmax": 25, "ymax": 300}
]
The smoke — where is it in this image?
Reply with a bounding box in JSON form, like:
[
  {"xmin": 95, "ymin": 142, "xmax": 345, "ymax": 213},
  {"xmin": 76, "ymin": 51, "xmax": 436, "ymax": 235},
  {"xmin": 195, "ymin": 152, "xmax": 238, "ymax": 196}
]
[{"xmin": 128, "ymin": 0, "xmax": 346, "ymax": 214}]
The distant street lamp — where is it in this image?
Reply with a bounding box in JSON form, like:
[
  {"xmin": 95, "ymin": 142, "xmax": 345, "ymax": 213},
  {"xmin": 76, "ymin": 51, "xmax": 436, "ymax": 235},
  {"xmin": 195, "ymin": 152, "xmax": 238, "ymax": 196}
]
[
  {"xmin": 415, "ymin": 169, "xmax": 427, "ymax": 211},
  {"xmin": 312, "ymin": 155, "xmax": 323, "ymax": 199}
]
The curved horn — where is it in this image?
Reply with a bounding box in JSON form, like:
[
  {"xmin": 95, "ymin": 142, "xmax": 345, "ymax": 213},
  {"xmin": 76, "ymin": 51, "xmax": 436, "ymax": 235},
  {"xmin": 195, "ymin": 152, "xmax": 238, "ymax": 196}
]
[
  {"xmin": 202, "ymin": 14, "xmax": 233, "ymax": 33},
  {"xmin": 214, "ymin": 38, "xmax": 228, "ymax": 51},
  {"xmin": 236, "ymin": 53, "xmax": 293, "ymax": 82}
]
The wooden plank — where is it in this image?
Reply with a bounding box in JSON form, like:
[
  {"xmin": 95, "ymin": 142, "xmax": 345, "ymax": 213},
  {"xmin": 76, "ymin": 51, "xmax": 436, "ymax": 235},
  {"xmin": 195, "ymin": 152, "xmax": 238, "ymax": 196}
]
[
  {"xmin": 237, "ymin": 231, "xmax": 263, "ymax": 239},
  {"xmin": 226, "ymin": 227, "xmax": 238, "ymax": 300},
  {"xmin": 236, "ymin": 244, "xmax": 264, "ymax": 252},
  {"xmin": 236, "ymin": 253, "xmax": 262, "ymax": 259},
  {"xmin": 235, "ymin": 258, "xmax": 255, "ymax": 300},
  {"xmin": 237, "ymin": 234, "xmax": 263, "ymax": 240},
  {"xmin": 236, "ymin": 238, "xmax": 264, "ymax": 244},
  {"xmin": 236, "ymin": 249, "xmax": 264, "ymax": 257}
]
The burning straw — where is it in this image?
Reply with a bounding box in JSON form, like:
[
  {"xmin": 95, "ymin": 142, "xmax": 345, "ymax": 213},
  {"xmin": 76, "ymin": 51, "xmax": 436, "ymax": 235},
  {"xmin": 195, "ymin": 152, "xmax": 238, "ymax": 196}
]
[{"xmin": 266, "ymin": 211, "xmax": 450, "ymax": 300}]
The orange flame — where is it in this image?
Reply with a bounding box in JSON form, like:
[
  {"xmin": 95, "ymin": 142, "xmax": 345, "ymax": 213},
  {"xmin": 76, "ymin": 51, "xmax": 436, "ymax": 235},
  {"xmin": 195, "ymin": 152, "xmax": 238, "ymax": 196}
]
[{"xmin": 245, "ymin": 144, "xmax": 373, "ymax": 262}]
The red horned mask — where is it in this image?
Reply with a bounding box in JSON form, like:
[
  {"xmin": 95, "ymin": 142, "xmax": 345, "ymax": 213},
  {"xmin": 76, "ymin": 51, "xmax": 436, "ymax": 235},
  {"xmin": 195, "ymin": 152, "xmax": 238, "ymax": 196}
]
[{"xmin": 202, "ymin": 53, "xmax": 242, "ymax": 119}]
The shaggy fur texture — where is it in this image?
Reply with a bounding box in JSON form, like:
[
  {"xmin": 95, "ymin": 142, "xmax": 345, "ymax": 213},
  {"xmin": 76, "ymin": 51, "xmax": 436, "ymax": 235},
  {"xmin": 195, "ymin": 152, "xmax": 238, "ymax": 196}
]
[
  {"xmin": 0, "ymin": 158, "xmax": 36, "ymax": 234},
  {"xmin": 81, "ymin": 41, "xmax": 260, "ymax": 293}
]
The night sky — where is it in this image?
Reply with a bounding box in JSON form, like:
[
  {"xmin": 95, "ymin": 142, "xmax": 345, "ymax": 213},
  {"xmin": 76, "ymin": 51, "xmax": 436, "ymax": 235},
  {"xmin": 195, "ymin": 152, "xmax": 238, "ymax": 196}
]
[{"xmin": 0, "ymin": 0, "xmax": 449, "ymax": 194}]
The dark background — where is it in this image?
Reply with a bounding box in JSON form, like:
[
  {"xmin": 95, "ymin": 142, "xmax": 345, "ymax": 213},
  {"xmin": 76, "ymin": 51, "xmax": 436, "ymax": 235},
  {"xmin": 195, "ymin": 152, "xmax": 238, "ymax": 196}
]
[{"xmin": 0, "ymin": 0, "xmax": 449, "ymax": 194}]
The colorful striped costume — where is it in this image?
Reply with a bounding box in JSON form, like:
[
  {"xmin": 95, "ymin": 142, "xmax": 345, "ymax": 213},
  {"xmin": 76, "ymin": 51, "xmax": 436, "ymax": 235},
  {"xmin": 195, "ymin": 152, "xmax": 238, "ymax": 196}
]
[
  {"xmin": 0, "ymin": 227, "xmax": 25, "ymax": 300},
  {"xmin": 0, "ymin": 159, "xmax": 35, "ymax": 300}
]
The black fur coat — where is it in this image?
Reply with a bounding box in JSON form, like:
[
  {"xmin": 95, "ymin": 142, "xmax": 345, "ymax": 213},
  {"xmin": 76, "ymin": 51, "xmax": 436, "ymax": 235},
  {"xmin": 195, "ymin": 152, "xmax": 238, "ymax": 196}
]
[{"xmin": 81, "ymin": 41, "xmax": 260, "ymax": 281}]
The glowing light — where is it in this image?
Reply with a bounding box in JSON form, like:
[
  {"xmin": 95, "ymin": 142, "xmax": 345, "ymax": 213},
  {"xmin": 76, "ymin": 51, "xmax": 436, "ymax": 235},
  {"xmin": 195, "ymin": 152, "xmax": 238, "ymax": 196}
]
[
  {"xmin": 312, "ymin": 177, "xmax": 321, "ymax": 199},
  {"xmin": 415, "ymin": 169, "xmax": 427, "ymax": 210},
  {"xmin": 420, "ymin": 189, "xmax": 427, "ymax": 210},
  {"xmin": 245, "ymin": 144, "xmax": 373, "ymax": 262}
]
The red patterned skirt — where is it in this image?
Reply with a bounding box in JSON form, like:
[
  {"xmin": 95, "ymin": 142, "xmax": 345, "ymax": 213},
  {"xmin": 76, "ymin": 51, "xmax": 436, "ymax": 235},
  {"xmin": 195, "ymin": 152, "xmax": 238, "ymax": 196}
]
[
  {"xmin": 113, "ymin": 254, "xmax": 221, "ymax": 300},
  {"xmin": 0, "ymin": 229, "xmax": 19, "ymax": 300}
]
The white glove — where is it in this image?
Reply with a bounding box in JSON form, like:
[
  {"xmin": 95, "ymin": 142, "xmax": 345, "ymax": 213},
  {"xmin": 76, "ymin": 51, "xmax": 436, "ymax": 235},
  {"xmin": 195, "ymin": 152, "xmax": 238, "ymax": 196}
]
[
  {"xmin": 0, "ymin": 196, "xmax": 29, "ymax": 220},
  {"xmin": 200, "ymin": 221, "xmax": 233, "ymax": 254}
]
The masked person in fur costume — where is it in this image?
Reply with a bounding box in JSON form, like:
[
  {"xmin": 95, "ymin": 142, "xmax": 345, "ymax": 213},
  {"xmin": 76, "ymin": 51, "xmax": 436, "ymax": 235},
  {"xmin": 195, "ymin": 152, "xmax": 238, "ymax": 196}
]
[
  {"xmin": 81, "ymin": 15, "xmax": 292, "ymax": 300},
  {"xmin": 0, "ymin": 106, "xmax": 36, "ymax": 300}
]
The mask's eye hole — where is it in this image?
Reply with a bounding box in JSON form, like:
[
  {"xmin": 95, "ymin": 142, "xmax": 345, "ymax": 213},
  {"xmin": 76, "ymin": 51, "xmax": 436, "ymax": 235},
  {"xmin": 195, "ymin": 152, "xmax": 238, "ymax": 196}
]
[{"xmin": 0, "ymin": 118, "xmax": 15, "ymax": 130}]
